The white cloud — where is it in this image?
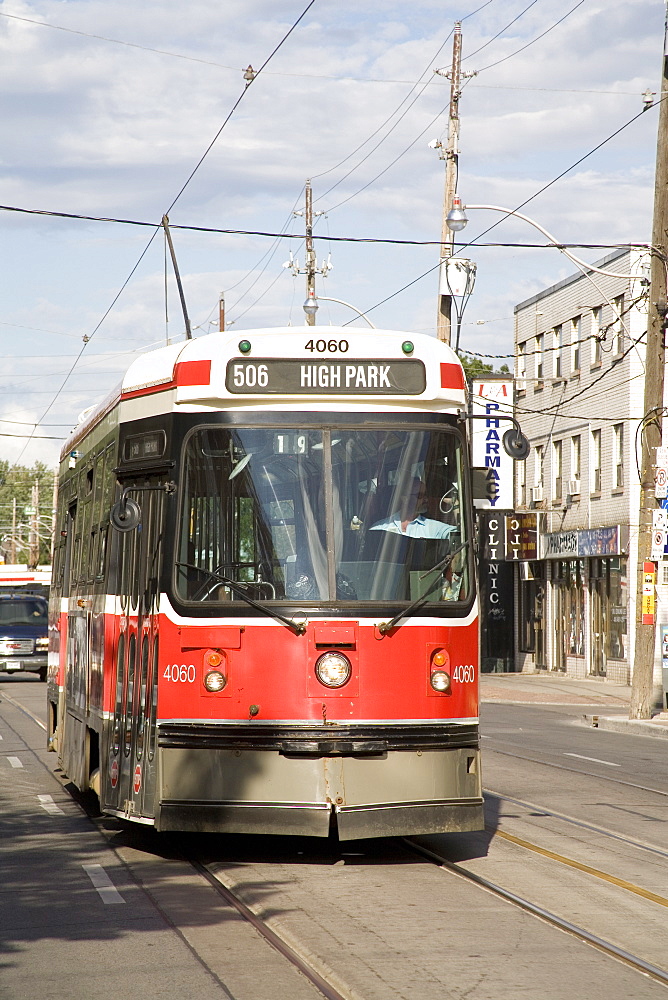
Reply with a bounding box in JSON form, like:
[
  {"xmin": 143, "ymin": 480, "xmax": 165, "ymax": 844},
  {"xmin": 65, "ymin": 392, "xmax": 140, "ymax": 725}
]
[{"xmin": 0, "ymin": 0, "xmax": 664, "ymax": 467}]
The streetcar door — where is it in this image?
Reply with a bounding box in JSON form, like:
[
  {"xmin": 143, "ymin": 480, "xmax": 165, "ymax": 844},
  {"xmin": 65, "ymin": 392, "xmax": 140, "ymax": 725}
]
[{"xmin": 112, "ymin": 479, "xmax": 164, "ymax": 818}]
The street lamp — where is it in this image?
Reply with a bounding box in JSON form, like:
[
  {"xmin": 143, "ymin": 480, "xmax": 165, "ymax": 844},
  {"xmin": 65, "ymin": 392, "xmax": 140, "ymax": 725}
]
[
  {"xmin": 445, "ymin": 201, "xmax": 638, "ymax": 280},
  {"xmin": 303, "ymin": 295, "xmax": 376, "ymax": 328}
]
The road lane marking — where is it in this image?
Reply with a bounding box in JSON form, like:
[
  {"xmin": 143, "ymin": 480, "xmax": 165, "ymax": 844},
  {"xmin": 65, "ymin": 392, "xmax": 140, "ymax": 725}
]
[
  {"xmin": 564, "ymin": 752, "xmax": 620, "ymax": 767},
  {"xmin": 7, "ymin": 756, "xmax": 23, "ymax": 768},
  {"xmin": 37, "ymin": 794, "xmax": 64, "ymax": 815},
  {"xmin": 496, "ymin": 829, "xmax": 668, "ymax": 908},
  {"xmin": 82, "ymin": 864, "xmax": 125, "ymax": 904}
]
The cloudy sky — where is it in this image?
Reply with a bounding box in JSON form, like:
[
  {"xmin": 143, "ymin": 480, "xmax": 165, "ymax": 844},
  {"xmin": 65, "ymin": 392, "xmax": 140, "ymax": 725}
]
[{"xmin": 0, "ymin": 0, "xmax": 664, "ymax": 466}]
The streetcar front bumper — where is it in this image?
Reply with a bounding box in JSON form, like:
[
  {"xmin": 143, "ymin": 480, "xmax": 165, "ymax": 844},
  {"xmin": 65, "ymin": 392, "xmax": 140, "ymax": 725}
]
[{"xmin": 153, "ymin": 725, "xmax": 484, "ymax": 839}]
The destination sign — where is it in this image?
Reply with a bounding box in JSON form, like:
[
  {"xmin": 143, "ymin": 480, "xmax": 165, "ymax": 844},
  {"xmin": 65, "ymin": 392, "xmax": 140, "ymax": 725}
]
[{"xmin": 225, "ymin": 358, "xmax": 426, "ymax": 395}]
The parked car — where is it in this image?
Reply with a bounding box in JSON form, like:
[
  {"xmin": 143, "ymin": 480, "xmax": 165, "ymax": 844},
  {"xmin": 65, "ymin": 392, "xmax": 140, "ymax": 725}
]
[{"xmin": 0, "ymin": 592, "xmax": 49, "ymax": 681}]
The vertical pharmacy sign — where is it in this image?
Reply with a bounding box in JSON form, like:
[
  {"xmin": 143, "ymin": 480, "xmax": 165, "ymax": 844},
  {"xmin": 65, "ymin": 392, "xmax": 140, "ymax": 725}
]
[{"xmin": 471, "ymin": 377, "xmax": 514, "ymax": 510}]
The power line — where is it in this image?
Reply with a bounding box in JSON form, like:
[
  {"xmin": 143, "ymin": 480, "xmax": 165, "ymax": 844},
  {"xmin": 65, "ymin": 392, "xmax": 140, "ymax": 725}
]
[
  {"xmin": 353, "ymin": 98, "xmax": 660, "ymax": 319},
  {"xmin": 476, "ymin": 0, "xmax": 587, "ymax": 73},
  {"xmin": 463, "ymin": 0, "xmax": 541, "ymax": 61},
  {"xmin": 0, "ymin": 203, "xmax": 654, "ymax": 251},
  {"xmin": 9, "ymin": 0, "xmax": 318, "ymax": 468}
]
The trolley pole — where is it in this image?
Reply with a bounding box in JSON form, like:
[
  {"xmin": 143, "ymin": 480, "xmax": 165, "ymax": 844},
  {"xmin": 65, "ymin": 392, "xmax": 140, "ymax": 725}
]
[
  {"xmin": 436, "ymin": 23, "xmax": 462, "ymax": 345},
  {"xmin": 630, "ymin": 11, "xmax": 668, "ymax": 719}
]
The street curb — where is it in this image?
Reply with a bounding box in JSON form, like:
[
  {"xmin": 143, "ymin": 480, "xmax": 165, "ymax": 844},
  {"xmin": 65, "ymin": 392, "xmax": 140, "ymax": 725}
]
[{"xmin": 584, "ymin": 713, "xmax": 668, "ymax": 739}]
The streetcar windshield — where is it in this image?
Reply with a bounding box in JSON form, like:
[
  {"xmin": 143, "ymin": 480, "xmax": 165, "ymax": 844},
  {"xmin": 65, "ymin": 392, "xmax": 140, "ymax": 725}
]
[{"xmin": 175, "ymin": 425, "xmax": 469, "ymax": 605}]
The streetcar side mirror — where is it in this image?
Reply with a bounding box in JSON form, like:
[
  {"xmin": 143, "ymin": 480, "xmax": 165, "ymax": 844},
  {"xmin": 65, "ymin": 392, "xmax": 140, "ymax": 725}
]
[
  {"xmin": 502, "ymin": 428, "xmax": 530, "ymax": 460},
  {"xmin": 110, "ymin": 496, "xmax": 141, "ymax": 532}
]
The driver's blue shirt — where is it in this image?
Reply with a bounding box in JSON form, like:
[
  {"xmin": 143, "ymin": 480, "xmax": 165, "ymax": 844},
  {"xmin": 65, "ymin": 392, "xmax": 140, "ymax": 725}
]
[{"xmin": 370, "ymin": 513, "xmax": 457, "ymax": 539}]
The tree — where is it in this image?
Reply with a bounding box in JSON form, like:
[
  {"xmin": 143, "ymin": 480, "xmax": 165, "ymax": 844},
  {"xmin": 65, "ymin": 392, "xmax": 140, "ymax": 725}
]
[{"xmin": 459, "ymin": 353, "xmax": 510, "ymax": 381}]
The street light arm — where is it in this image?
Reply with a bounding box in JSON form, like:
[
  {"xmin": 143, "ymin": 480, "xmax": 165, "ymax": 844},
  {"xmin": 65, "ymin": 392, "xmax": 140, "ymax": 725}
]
[
  {"xmin": 314, "ymin": 296, "xmax": 376, "ymax": 328},
  {"xmin": 463, "ymin": 205, "xmax": 638, "ymax": 280}
]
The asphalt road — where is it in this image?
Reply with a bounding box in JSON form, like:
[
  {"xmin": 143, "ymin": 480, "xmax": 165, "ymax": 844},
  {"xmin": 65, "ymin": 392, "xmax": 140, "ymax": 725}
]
[{"xmin": 3, "ymin": 676, "xmax": 668, "ymax": 1000}]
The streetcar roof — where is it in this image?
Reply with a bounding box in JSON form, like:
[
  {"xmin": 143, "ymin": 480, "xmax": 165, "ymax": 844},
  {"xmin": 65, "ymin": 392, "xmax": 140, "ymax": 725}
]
[{"xmin": 61, "ymin": 328, "xmax": 467, "ymax": 459}]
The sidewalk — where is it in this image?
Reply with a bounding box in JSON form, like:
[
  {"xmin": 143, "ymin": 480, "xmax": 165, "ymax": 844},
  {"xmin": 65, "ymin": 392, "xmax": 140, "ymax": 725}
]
[{"xmin": 480, "ymin": 671, "xmax": 668, "ymax": 740}]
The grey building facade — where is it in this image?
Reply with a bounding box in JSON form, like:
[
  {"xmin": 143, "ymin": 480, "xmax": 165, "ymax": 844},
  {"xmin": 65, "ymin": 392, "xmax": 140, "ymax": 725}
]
[{"xmin": 513, "ymin": 248, "xmax": 653, "ymax": 682}]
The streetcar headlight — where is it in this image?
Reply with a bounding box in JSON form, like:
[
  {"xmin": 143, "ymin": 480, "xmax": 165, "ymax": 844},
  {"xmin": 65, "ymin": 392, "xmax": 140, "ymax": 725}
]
[
  {"xmin": 430, "ymin": 670, "xmax": 451, "ymax": 693},
  {"xmin": 204, "ymin": 670, "xmax": 227, "ymax": 692},
  {"xmin": 315, "ymin": 651, "xmax": 351, "ymax": 688}
]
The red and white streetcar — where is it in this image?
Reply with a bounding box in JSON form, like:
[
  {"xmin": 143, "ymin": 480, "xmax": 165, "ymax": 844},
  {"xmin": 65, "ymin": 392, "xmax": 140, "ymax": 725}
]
[{"xmin": 47, "ymin": 326, "xmax": 486, "ymax": 839}]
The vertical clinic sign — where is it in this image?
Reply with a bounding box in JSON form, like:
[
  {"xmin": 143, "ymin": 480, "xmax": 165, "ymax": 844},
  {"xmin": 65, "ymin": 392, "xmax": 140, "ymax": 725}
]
[{"xmin": 471, "ymin": 379, "xmax": 514, "ymax": 509}]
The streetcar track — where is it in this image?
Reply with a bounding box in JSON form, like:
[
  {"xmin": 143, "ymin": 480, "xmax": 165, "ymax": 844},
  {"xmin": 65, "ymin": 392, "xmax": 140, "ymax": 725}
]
[
  {"xmin": 484, "ymin": 744, "xmax": 668, "ymax": 796},
  {"xmin": 484, "ymin": 789, "xmax": 668, "ymax": 860},
  {"xmin": 405, "ymin": 838, "xmax": 668, "ymax": 989},
  {"xmin": 493, "ymin": 828, "xmax": 668, "ymax": 909},
  {"xmin": 191, "ymin": 858, "xmax": 357, "ymax": 1000},
  {"xmin": 6, "ymin": 687, "xmax": 668, "ymax": 994}
]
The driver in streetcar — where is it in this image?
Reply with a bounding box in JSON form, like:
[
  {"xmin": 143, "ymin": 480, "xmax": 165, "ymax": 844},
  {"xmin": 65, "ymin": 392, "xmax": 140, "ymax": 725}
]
[{"xmin": 370, "ymin": 478, "xmax": 458, "ymax": 540}]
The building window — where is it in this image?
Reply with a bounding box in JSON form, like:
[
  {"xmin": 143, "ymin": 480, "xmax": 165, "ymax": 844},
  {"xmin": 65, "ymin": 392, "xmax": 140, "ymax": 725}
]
[
  {"xmin": 571, "ymin": 435, "xmax": 581, "ymax": 492},
  {"xmin": 553, "ymin": 326, "xmax": 562, "ymax": 378},
  {"xmin": 613, "ymin": 295, "xmax": 624, "ymax": 355},
  {"xmin": 517, "ymin": 341, "xmax": 526, "ymax": 392},
  {"xmin": 591, "ymin": 428, "xmax": 601, "ymax": 492},
  {"xmin": 592, "ymin": 306, "xmax": 602, "ymax": 365},
  {"xmin": 517, "ymin": 454, "xmax": 527, "ymax": 507},
  {"xmin": 535, "ymin": 445, "xmax": 544, "ymax": 486},
  {"xmin": 571, "ymin": 316, "xmax": 581, "ymax": 372},
  {"xmin": 608, "ymin": 558, "xmax": 627, "ymax": 659},
  {"xmin": 535, "ymin": 333, "xmax": 544, "ymax": 381},
  {"xmin": 613, "ymin": 423, "xmax": 624, "ymax": 488},
  {"xmin": 553, "ymin": 440, "xmax": 563, "ymax": 499}
]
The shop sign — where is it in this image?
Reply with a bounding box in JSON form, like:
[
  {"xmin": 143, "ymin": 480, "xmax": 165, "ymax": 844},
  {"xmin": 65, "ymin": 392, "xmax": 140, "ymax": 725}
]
[
  {"xmin": 471, "ymin": 379, "xmax": 514, "ymax": 510},
  {"xmin": 504, "ymin": 513, "xmax": 537, "ymax": 560},
  {"xmin": 541, "ymin": 525, "xmax": 620, "ymax": 559},
  {"xmin": 642, "ymin": 561, "xmax": 656, "ymax": 624}
]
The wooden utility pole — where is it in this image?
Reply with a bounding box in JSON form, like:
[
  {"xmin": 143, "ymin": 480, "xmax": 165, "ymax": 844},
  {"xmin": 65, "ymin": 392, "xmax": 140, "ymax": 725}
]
[
  {"xmin": 28, "ymin": 481, "xmax": 39, "ymax": 570},
  {"xmin": 219, "ymin": 293, "xmax": 225, "ymax": 332},
  {"xmin": 304, "ymin": 180, "xmax": 316, "ymax": 326},
  {"xmin": 630, "ymin": 13, "xmax": 668, "ymax": 719},
  {"xmin": 436, "ymin": 23, "xmax": 462, "ymax": 345}
]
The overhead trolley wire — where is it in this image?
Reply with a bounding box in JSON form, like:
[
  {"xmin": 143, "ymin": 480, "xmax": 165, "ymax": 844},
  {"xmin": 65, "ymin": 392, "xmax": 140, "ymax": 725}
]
[{"xmin": 8, "ymin": 0, "xmax": 319, "ymax": 466}]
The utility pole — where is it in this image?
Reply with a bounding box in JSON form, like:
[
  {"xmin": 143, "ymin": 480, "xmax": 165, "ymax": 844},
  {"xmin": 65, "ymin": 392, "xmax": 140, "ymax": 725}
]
[
  {"xmin": 28, "ymin": 481, "xmax": 39, "ymax": 570},
  {"xmin": 10, "ymin": 497, "xmax": 16, "ymax": 565},
  {"xmin": 219, "ymin": 293, "xmax": 225, "ymax": 332},
  {"xmin": 436, "ymin": 23, "xmax": 463, "ymax": 345},
  {"xmin": 286, "ymin": 180, "xmax": 332, "ymax": 324},
  {"xmin": 304, "ymin": 180, "xmax": 317, "ymax": 326},
  {"xmin": 630, "ymin": 13, "xmax": 668, "ymax": 719}
]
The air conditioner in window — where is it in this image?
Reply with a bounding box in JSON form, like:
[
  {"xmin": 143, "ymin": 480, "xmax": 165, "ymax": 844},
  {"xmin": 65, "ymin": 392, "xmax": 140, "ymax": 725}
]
[
  {"xmin": 568, "ymin": 479, "xmax": 581, "ymax": 495},
  {"xmin": 530, "ymin": 485, "xmax": 543, "ymax": 503}
]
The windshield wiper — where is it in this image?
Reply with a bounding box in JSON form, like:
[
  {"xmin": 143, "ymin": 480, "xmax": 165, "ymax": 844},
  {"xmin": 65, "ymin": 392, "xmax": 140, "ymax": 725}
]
[
  {"xmin": 378, "ymin": 540, "xmax": 470, "ymax": 635},
  {"xmin": 176, "ymin": 562, "xmax": 306, "ymax": 636}
]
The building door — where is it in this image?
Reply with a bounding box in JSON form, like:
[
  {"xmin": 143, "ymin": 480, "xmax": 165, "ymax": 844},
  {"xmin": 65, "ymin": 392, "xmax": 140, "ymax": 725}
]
[
  {"xmin": 533, "ymin": 568, "xmax": 546, "ymax": 669},
  {"xmin": 591, "ymin": 560, "xmax": 607, "ymax": 677},
  {"xmin": 553, "ymin": 562, "xmax": 568, "ymax": 672}
]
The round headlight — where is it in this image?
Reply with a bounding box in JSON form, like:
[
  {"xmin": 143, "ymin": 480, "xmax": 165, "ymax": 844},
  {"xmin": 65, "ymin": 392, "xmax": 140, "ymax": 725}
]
[
  {"xmin": 430, "ymin": 670, "xmax": 451, "ymax": 693},
  {"xmin": 315, "ymin": 651, "xmax": 351, "ymax": 688},
  {"xmin": 204, "ymin": 670, "xmax": 227, "ymax": 692}
]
